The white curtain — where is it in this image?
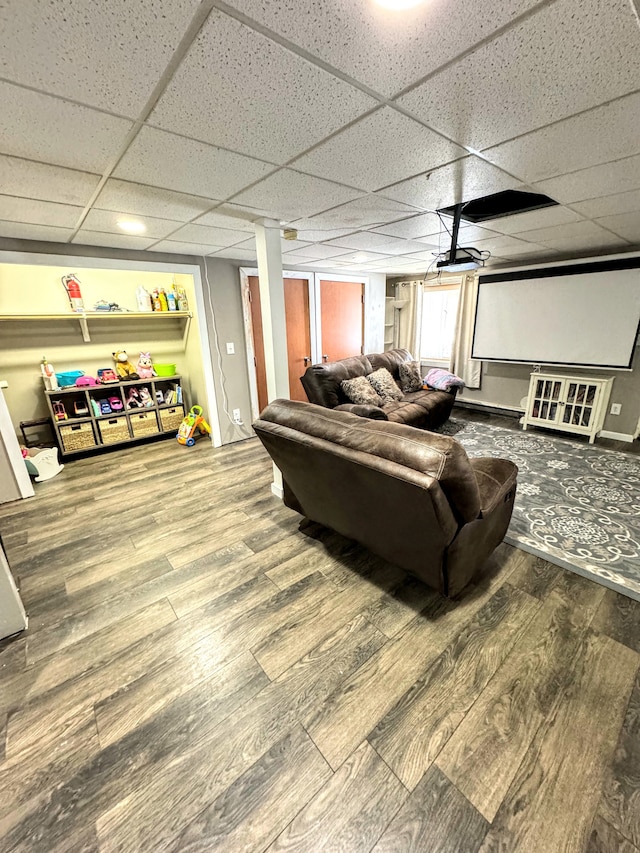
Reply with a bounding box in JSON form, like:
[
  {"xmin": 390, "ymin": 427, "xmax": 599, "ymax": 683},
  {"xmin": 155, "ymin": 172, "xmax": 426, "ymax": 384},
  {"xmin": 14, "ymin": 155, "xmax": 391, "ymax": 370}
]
[
  {"xmin": 394, "ymin": 281, "xmax": 422, "ymax": 358},
  {"xmin": 449, "ymin": 272, "xmax": 482, "ymax": 389}
]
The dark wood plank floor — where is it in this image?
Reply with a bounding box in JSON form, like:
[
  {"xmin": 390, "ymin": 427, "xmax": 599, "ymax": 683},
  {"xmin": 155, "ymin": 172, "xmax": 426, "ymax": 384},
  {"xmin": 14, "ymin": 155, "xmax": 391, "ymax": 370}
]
[{"xmin": 1, "ymin": 413, "xmax": 639, "ymax": 853}]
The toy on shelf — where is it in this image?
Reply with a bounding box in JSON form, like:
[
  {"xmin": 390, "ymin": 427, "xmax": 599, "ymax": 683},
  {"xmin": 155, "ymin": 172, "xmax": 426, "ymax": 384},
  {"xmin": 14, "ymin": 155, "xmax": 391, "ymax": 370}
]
[
  {"xmin": 177, "ymin": 405, "xmax": 211, "ymax": 447},
  {"xmin": 112, "ymin": 350, "xmax": 139, "ymax": 380},
  {"xmin": 108, "ymin": 396, "xmax": 124, "ymax": 412},
  {"xmin": 56, "ymin": 370, "xmax": 84, "ymax": 387},
  {"xmin": 99, "ymin": 400, "xmax": 112, "ymax": 415},
  {"xmin": 97, "ymin": 368, "xmax": 118, "ymax": 384},
  {"xmin": 138, "ymin": 387, "xmax": 154, "ymax": 407},
  {"xmin": 76, "ymin": 376, "xmax": 98, "ymax": 387},
  {"xmin": 22, "ymin": 447, "xmax": 64, "ymax": 482},
  {"xmin": 74, "ymin": 400, "xmax": 89, "ymax": 417},
  {"xmin": 90, "ymin": 399, "xmax": 101, "ymax": 417},
  {"xmin": 155, "ymin": 390, "xmax": 164, "ymax": 405},
  {"xmin": 40, "ymin": 357, "xmax": 59, "ymax": 391},
  {"xmin": 94, "ymin": 301, "xmax": 124, "ymax": 312},
  {"xmin": 52, "ymin": 401, "xmax": 67, "ymax": 421},
  {"xmin": 126, "ymin": 388, "xmax": 141, "ymax": 409},
  {"xmin": 136, "ymin": 352, "xmax": 156, "ymax": 379}
]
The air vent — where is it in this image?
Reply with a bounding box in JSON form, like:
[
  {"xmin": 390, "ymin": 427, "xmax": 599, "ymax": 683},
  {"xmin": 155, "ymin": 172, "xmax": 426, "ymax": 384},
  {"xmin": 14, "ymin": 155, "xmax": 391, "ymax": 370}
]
[{"xmin": 438, "ymin": 190, "xmax": 559, "ymax": 223}]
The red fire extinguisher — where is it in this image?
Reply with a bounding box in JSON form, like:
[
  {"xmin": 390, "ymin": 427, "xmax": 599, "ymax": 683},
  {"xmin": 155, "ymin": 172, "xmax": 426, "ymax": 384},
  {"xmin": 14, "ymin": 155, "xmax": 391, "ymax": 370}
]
[{"xmin": 62, "ymin": 273, "xmax": 85, "ymax": 313}]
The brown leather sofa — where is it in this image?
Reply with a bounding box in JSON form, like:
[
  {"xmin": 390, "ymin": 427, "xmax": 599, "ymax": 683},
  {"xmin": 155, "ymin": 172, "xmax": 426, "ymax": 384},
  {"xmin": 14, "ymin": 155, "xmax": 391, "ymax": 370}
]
[
  {"xmin": 300, "ymin": 348, "xmax": 456, "ymax": 430},
  {"xmin": 254, "ymin": 399, "xmax": 518, "ymax": 597}
]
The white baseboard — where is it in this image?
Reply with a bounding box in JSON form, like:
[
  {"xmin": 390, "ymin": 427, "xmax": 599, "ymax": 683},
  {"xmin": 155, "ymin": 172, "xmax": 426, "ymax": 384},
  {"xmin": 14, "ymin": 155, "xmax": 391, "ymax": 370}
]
[
  {"xmin": 270, "ymin": 482, "xmax": 284, "ymax": 500},
  {"xmin": 600, "ymin": 430, "xmax": 634, "ymax": 443},
  {"xmin": 456, "ymin": 398, "xmax": 524, "ymax": 414}
]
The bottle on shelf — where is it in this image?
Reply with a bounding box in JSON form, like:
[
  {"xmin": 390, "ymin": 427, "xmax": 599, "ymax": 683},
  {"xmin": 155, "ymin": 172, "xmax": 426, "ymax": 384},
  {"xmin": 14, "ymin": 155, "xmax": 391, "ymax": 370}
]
[
  {"xmin": 167, "ymin": 288, "xmax": 177, "ymax": 312},
  {"xmin": 152, "ymin": 289, "xmax": 162, "ymax": 312},
  {"xmin": 40, "ymin": 356, "xmax": 59, "ymax": 391},
  {"xmin": 176, "ymin": 285, "xmax": 189, "ymax": 312},
  {"xmin": 158, "ymin": 289, "xmax": 168, "ymax": 311},
  {"xmin": 136, "ymin": 286, "xmax": 153, "ymax": 312}
]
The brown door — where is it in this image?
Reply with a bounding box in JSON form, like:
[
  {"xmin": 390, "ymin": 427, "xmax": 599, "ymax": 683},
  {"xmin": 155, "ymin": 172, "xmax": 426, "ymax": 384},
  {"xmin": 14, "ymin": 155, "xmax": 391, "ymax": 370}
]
[
  {"xmin": 248, "ymin": 276, "xmax": 311, "ymax": 410},
  {"xmin": 319, "ymin": 279, "xmax": 364, "ymax": 362}
]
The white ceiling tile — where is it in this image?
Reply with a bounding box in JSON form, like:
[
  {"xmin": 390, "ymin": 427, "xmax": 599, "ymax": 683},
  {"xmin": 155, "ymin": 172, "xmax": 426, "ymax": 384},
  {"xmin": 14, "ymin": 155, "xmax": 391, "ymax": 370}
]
[
  {"xmin": 0, "ymin": 196, "xmax": 82, "ymax": 228},
  {"xmin": 397, "ymin": 0, "xmax": 640, "ymax": 150},
  {"xmin": 486, "ymin": 206, "xmax": 583, "ymax": 235},
  {"xmin": 0, "ymin": 155, "xmax": 100, "ymax": 206},
  {"xmin": 0, "ymin": 0, "xmax": 202, "ymax": 116},
  {"xmin": 149, "ymin": 240, "xmax": 226, "ymax": 256},
  {"xmin": 0, "ymin": 221, "xmax": 73, "ymax": 242},
  {"xmin": 593, "ymin": 211, "xmax": 640, "ymax": 243},
  {"xmin": 167, "ymin": 223, "xmax": 250, "ymax": 248},
  {"xmin": 224, "ymin": 0, "xmax": 545, "ymax": 97},
  {"xmin": 228, "ymin": 236, "xmax": 313, "ymax": 253},
  {"xmin": 0, "ymin": 81, "xmax": 133, "ymax": 173},
  {"xmin": 295, "ymin": 195, "xmax": 419, "ymax": 232},
  {"xmin": 114, "ymin": 127, "xmax": 275, "ymax": 200},
  {"xmin": 73, "ymin": 230, "xmax": 155, "ymax": 250},
  {"xmin": 192, "ymin": 207, "xmax": 258, "ymax": 231},
  {"xmin": 330, "ymin": 250, "xmax": 389, "ymax": 264},
  {"xmin": 572, "ymin": 189, "xmax": 640, "ymax": 219},
  {"xmin": 535, "ymin": 154, "xmax": 640, "ymax": 203},
  {"xmin": 383, "ymin": 157, "xmax": 522, "ymax": 210},
  {"xmin": 508, "ymin": 219, "xmax": 617, "ymax": 245},
  {"xmin": 323, "ymin": 231, "xmax": 405, "ymax": 252},
  {"xmin": 531, "ymin": 233, "xmax": 629, "ymax": 254},
  {"xmin": 209, "ymin": 247, "xmax": 258, "ymax": 262},
  {"xmin": 94, "ymin": 180, "xmax": 216, "ymax": 222},
  {"xmin": 471, "ymin": 234, "xmax": 547, "ymax": 253},
  {"xmin": 485, "ymin": 92, "xmax": 640, "ymax": 183},
  {"xmin": 291, "ymin": 107, "xmax": 465, "ymax": 191},
  {"xmin": 82, "ymin": 209, "xmax": 183, "ymax": 240},
  {"xmin": 284, "ymin": 225, "xmax": 359, "ymax": 243},
  {"xmin": 232, "ymin": 170, "xmax": 363, "ymax": 221},
  {"xmin": 283, "ymin": 243, "xmax": 350, "ymax": 260},
  {"xmin": 371, "ymin": 213, "xmax": 443, "ymax": 240},
  {"xmin": 149, "ymin": 9, "xmax": 376, "ymax": 164}
]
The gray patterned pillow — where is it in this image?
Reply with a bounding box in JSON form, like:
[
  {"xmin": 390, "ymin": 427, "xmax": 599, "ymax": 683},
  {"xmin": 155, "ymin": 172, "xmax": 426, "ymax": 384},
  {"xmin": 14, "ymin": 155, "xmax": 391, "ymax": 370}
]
[
  {"xmin": 341, "ymin": 376, "xmax": 383, "ymax": 407},
  {"xmin": 367, "ymin": 367, "xmax": 403, "ymax": 402},
  {"xmin": 398, "ymin": 360, "xmax": 423, "ymax": 393}
]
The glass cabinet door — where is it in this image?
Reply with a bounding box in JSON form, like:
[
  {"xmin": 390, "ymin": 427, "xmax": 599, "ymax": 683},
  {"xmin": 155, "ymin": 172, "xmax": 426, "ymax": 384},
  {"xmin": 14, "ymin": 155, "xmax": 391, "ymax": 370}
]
[
  {"xmin": 530, "ymin": 378, "xmax": 563, "ymax": 423},
  {"xmin": 562, "ymin": 382, "xmax": 597, "ymax": 428}
]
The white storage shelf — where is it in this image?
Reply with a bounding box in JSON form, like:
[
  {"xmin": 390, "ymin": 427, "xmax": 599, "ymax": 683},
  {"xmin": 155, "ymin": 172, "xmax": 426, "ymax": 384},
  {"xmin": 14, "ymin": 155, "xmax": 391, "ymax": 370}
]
[
  {"xmin": 0, "ymin": 311, "xmax": 191, "ymax": 342},
  {"xmin": 522, "ymin": 372, "xmax": 613, "ymax": 443}
]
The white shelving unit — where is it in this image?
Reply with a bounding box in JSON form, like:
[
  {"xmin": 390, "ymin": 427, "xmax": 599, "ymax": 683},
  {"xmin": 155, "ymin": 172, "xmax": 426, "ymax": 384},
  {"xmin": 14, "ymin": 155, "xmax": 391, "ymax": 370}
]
[
  {"xmin": 522, "ymin": 372, "xmax": 613, "ymax": 443},
  {"xmin": 0, "ymin": 310, "xmax": 191, "ymax": 342},
  {"xmin": 384, "ymin": 297, "xmax": 408, "ymax": 352}
]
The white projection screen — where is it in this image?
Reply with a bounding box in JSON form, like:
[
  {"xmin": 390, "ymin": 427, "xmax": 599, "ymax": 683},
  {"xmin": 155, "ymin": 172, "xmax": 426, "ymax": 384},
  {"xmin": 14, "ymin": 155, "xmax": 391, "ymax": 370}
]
[{"xmin": 472, "ymin": 262, "xmax": 640, "ymax": 368}]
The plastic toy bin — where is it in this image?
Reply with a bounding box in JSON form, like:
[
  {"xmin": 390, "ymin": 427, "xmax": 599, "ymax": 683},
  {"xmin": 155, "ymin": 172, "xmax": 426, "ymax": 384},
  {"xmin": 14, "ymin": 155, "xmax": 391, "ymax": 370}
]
[{"xmin": 154, "ymin": 363, "xmax": 177, "ymax": 377}]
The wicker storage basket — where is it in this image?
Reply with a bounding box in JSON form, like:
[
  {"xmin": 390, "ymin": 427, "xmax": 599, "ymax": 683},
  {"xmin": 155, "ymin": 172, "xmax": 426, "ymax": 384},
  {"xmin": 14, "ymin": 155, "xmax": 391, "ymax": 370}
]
[
  {"xmin": 99, "ymin": 416, "xmax": 131, "ymax": 445},
  {"xmin": 159, "ymin": 405, "xmax": 184, "ymax": 432},
  {"xmin": 130, "ymin": 411, "xmax": 159, "ymax": 437},
  {"xmin": 59, "ymin": 421, "xmax": 96, "ymax": 452}
]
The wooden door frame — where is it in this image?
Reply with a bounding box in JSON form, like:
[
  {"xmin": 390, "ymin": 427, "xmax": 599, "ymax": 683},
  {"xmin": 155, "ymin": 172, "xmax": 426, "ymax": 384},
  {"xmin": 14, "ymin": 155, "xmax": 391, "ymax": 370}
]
[{"xmin": 240, "ymin": 268, "xmax": 315, "ymax": 421}]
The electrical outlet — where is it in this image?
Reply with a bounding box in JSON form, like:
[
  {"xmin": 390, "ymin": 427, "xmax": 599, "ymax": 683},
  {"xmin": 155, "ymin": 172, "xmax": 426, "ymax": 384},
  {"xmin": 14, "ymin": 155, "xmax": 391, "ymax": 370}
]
[
  {"xmin": 610, "ymin": 403, "xmax": 622, "ymax": 415},
  {"xmin": 226, "ymin": 342, "xmax": 235, "ymax": 355},
  {"xmin": 232, "ymin": 408, "xmax": 242, "ymax": 422}
]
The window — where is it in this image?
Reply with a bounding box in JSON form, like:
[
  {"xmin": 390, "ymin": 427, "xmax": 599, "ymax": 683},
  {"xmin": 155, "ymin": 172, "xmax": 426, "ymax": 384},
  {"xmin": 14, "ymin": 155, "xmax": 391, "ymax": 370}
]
[{"xmin": 420, "ymin": 284, "xmax": 460, "ymax": 362}]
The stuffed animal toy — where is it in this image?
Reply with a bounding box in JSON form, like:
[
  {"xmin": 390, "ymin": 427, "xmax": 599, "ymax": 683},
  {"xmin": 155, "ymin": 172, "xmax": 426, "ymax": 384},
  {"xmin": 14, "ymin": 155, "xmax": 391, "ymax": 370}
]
[
  {"xmin": 137, "ymin": 351, "xmax": 156, "ymax": 379},
  {"xmin": 112, "ymin": 350, "xmax": 139, "ymax": 380}
]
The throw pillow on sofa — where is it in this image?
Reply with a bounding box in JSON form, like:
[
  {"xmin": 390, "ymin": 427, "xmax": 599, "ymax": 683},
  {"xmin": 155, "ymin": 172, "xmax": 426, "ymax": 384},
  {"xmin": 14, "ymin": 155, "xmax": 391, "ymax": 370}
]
[
  {"xmin": 398, "ymin": 360, "xmax": 423, "ymax": 393},
  {"xmin": 341, "ymin": 376, "xmax": 383, "ymax": 407},
  {"xmin": 368, "ymin": 368, "xmax": 403, "ymax": 402}
]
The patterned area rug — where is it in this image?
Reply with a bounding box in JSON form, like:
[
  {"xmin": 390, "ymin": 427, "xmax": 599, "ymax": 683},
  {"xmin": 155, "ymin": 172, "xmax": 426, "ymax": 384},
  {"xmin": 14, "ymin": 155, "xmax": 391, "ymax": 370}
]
[{"xmin": 436, "ymin": 419, "xmax": 640, "ymax": 601}]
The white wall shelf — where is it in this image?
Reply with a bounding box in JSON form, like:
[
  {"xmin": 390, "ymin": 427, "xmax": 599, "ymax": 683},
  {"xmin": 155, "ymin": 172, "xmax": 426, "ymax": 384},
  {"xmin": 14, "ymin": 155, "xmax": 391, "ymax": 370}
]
[{"xmin": 0, "ymin": 311, "xmax": 192, "ymax": 342}]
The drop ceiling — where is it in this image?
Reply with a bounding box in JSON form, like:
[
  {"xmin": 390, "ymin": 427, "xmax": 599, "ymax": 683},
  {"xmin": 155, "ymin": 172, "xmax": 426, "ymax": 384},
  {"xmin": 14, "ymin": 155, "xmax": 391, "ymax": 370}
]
[{"xmin": 0, "ymin": 0, "xmax": 639, "ymax": 274}]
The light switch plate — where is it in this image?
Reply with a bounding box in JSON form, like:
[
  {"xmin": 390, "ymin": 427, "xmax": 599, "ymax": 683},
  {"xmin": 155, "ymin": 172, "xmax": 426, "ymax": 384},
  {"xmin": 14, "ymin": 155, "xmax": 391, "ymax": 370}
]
[
  {"xmin": 610, "ymin": 403, "xmax": 622, "ymax": 415},
  {"xmin": 226, "ymin": 342, "xmax": 235, "ymax": 355}
]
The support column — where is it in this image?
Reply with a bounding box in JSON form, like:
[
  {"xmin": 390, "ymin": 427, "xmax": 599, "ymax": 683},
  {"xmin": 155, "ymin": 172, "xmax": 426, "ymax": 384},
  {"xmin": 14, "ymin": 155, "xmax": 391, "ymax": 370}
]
[{"xmin": 254, "ymin": 218, "xmax": 288, "ymax": 498}]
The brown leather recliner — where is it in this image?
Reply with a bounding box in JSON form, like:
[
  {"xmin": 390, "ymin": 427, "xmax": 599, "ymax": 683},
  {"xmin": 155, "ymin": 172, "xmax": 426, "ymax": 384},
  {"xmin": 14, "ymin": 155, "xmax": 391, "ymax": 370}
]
[
  {"xmin": 300, "ymin": 348, "xmax": 456, "ymax": 430},
  {"xmin": 254, "ymin": 399, "xmax": 518, "ymax": 598}
]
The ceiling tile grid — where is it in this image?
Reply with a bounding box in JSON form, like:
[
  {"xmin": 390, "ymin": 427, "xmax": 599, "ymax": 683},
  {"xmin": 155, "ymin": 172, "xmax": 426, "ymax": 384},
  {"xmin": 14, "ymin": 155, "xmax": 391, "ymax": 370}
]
[
  {"xmin": 148, "ymin": 8, "xmax": 376, "ymax": 165},
  {"xmin": 0, "ymin": 0, "xmax": 202, "ymax": 116},
  {"xmin": 572, "ymin": 189, "xmax": 640, "ymax": 219},
  {"xmin": 73, "ymin": 230, "xmax": 156, "ymax": 250},
  {"xmin": 81, "ymin": 209, "xmax": 185, "ymax": 241},
  {"xmin": 396, "ymin": 0, "xmax": 640, "ymax": 152},
  {"xmin": 167, "ymin": 223, "xmax": 252, "ymax": 248},
  {"xmin": 149, "ymin": 240, "xmax": 229, "ymax": 256},
  {"xmin": 592, "ymin": 211, "xmax": 640, "ymax": 244},
  {"xmin": 534, "ymin": 153, "xmax": 640, "ymax": 204},
  {"xmin": 0, "ymin": 196, "xmax": 83, "ymax": 229},
  {"xmin": 0, "ymin": 221, "xmax": 75, "ymax": 242},
  {"xmin": 223, "ymin": 0, "xmax": 548, "ymax": 98},
  {"xmin": 94, "ymin": 180, "xmax": 217, "ymax": 223}
]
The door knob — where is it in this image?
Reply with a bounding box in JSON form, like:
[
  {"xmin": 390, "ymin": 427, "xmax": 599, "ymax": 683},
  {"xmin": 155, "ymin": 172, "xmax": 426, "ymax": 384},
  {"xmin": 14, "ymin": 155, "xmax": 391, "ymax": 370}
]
[
  {"xmin": 303, "ymin": 356, "xmax": 311, "ymax": 365},
  {"xmin": 322, "ymin": 354, "xmax": 329, "ymax": 362}
]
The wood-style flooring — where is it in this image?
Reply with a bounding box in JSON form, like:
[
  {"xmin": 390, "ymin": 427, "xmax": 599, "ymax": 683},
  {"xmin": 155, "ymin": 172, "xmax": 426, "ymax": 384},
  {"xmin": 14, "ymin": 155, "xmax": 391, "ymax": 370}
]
[{"xmin": 1, "ymin": 414, "xmax": 639, "ymax": 853}]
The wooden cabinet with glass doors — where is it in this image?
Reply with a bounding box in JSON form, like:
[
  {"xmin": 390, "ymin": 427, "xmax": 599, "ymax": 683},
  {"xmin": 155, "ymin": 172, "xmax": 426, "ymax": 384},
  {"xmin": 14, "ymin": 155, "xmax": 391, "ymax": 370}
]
[{"xmin": 522, "ymin": 372, "xmax": 613, "ymax": 443}]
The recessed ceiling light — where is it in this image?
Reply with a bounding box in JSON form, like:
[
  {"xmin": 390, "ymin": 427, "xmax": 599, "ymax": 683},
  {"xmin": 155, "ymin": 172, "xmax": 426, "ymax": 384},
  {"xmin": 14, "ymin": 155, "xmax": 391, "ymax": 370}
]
[
  {"xmin": 117, "ymin": 219, "xmax": 146, "ymax": 234},
  {"xmin": 353, "ymin": 252, "xmax": 369, "ymax": 262},
  {"xmin": 373, "ymin": 0, "xmax": 426, "ymax": 9}
]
